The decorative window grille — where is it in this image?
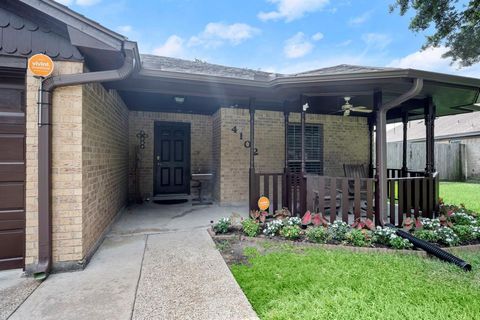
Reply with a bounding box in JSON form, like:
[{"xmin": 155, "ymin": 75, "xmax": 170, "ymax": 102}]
[{"xmin": 287, "ymin": 123, "xmax": 324, "ymax": 174}]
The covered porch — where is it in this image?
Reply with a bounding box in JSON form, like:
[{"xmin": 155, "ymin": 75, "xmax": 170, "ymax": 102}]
[{"xmin": 108, "ymin": 58, "xmax": 480, "ymax": 226}]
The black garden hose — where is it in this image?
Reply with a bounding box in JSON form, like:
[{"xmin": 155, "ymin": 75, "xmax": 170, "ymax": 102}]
[{"xmin": 385, "ymin": 224, "xmax": 472, "ymax": 271}]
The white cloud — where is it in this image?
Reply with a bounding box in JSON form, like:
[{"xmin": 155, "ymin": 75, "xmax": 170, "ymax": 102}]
[
  {"xmin": 284, "ymin": 32, "xmax": 314, "ymax": 59},
  {"xmin": 337, "ymin": 39, "xmax": 352, "ymax": 47},
  {"xmin": 75, "ymin": 0, "xmax": 101, "ymax": 5},
  {"xmin": 258, "ymin": 0, "xmax": 330, "ymax": 22},
  {"xmin": 387, "ymin": 47, "xmax": 480, "ymax": 77},
  {"xmin": 188, "ymin": 22, "xmax": 260, "ymax": 48},
  {"xmin": 312, "ymin": 32, "xmax": 324, "ymax": 41},
  {"xmin": 349, "ymin": 11, "xmax": 372, "ymax": 26},
  {"xmin": 153, "ymin": 35, "xmax": 185, "ymax": 58},
  {"xmin": 362, "ymin": 33, "xmax": 392, "ymax": 50},
  {"xmin": 55, "ymin": 0, "xmax": 100, "ymax": 6},
  {"xmin": 117, "ymin": 25, "xmax": 133, "ymax": 33}
]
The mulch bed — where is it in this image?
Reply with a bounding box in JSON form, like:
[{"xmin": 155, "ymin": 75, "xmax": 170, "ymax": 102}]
[{"xmin": 208, "ymin": 228, "xmax": 480, "ymax": 267}]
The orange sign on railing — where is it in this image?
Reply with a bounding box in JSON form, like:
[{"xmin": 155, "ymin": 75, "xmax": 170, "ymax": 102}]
[
  {"xmin": 28, "ymin": 54, "xmax": 54, "ymax": 77},
  {"xmin": 258, "ymin": 196, "xmax": 270, "ymax": 211}
]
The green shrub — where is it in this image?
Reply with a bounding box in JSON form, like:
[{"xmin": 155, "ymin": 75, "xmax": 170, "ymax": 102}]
[
  {"xmin": 285, "ymin": 216, "xmax": 302, "ymax": 226},
  {"xmin": 436, "ymin": 227, "xmax": 460, "ymax": 246},
  {"xmin": 241, "ymin": 218, "xmax": 260, "ymax": 237},
  {"xmin": 328, "ymin": 221, "xmax": 350, "ymax": 241},
  {"xmin": 306, "ymin": 227, "xmax": 330, "ymax": 244},
  {"xmin": 213, "ymin": 217, "xmax": 231, "ymax": 234},
  {"xmin": 389, "ymin": 236, "xmax": 413, "ymax": 250},
  {"xmin": 414, "ymin": 229, "xmax": 439, "ymax": 243},
  {"xmin": 345, "ymin": 229, "xmax": 371, "ymax": 247},
  {"xmin": 449, "ymin": 211, "xmax": 477, "ymax": 226},
  {"xmin": 452, "ymin": 225, "xmax": 475, "ymax": 242},
  {"xmin": 263, "ymin": 219, "xmax": 283, "ymax": 237},
  {"xmin": 372, "ymin": 227, "xmax": 397, "ymax": 245},
  {"xmin": 280, "ymin": 225, "xmax": 301, "ymax": 240}
]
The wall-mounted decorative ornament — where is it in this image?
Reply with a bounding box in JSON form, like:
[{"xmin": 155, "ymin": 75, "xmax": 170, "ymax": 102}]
[{"xmin": 136, "ymin": 130, "xmax": 148, "ymax": 149}]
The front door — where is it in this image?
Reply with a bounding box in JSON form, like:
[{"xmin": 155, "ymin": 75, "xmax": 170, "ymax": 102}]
[
  {"xmin": 154, "ymin": 122, "xmax": 190, "ymax": 195},
  {"xmin": 0, "ymin": 69, "xmax": 25, "ymax": 270}
]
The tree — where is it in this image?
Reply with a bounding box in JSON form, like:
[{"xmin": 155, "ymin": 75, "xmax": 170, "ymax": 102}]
[{"xmin": 390, "ymin": 0, "xmax": 480, "ymax": 67}]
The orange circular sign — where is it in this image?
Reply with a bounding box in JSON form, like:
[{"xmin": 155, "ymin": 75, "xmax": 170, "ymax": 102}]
[
  {"xmin": 28, "ymin": 54, "xmax": 54, "ymax": 77},
  {"xmin": 258, "ymin": 196, "xmax": 270, "ymax": 211}
]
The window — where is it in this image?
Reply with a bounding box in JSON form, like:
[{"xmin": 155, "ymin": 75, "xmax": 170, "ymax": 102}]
[{"xmin": 287, "ymin": 123, "xmax": 324, "ymax": 174}]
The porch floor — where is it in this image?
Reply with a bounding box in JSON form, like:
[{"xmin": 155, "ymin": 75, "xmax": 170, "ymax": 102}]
[{"xmin": 4, "ymin": 202, "xmax": 257, "ymax": 320}]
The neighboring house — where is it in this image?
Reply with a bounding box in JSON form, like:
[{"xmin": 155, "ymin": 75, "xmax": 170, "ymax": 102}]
[
  {"xmin": 0, "ymin": 0, "xmax": 479, "ymax": 275},
  {"xmin": 387, "ymin": 112, "xmax": 480, "ymax": 180}
]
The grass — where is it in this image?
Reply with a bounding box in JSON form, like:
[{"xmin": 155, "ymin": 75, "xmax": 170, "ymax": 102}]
[
  {"xmin": 231, "ymin": 246, "xmax": 480, "ymax": 320},
  {"xmin": 440, "ymin": 182, "xmax": 480, "ymax": 213}
]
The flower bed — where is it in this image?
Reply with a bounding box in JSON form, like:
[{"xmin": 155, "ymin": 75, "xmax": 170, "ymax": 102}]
[{"xmin": 211, "ymin": 204, "xmax": 480, "ymax": 250}]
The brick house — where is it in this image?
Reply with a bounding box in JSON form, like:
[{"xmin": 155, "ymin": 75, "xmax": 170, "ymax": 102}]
[{"xmin": 1, "ymin": 0, "xmax": 479, "ymax": 276}]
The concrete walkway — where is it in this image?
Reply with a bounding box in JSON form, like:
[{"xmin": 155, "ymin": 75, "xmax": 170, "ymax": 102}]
[{"xmin": 3, "ymin": 203, "xmax": 258, "ymax": 320}]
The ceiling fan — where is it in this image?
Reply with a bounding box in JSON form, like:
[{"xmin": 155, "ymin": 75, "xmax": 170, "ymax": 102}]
[{"xmin": 339, "ymin": 96, "xmax": 372, "ymax": 116}]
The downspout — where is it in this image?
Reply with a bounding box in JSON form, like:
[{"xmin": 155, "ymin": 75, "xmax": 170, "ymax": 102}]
[
  {"xmin": 376, "ymin": 78, "xmax": 423, "ymax": 225},
  {"xmin": 34, "ymin": 42, "xmax": 136, "ymax": 280}
]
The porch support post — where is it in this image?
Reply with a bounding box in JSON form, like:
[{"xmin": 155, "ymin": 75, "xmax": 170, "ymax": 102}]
[
  {"xmin": 300, "ymin": 96, "xmax": 306, "ymax": 174},
  {"xmin": 374, "ymin": 78, "xmax": 424, "ymax": 225},
  {"xmin": 248, "ymin": 98, "xmax": 256, "ymax": 210},
  {"xmin": 284, "ymin": 108, "xmax": 289, "ymax": 173},
  {"xmin": 374, "ymin": 90, "xmax": 386, "ymax": 225},
  {"xmin": 401, "ymin": 112, "xmax": 409, "ymax": 177},
  {"xmin": 368, "ymin": 116, "xmax": 375, "ymax": 178},
  {"xmin": 424, "ymin": 97, "xmax": 436, "ymax": 175}
]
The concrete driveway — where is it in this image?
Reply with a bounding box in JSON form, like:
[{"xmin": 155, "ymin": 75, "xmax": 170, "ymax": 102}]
[{"xmin": 2, "ymin": 202, "xmax": 257, "ymax": 320}]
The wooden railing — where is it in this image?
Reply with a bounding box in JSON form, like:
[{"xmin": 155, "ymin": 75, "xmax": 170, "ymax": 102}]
[
  {"xmin": 306, "ymin": 175, "xmax": 376, "ymax": 224},
  {"xmin": 250, "ymin": 172, "xmax": 287, "ymax": 213},
  {"xmin": 379, "ymin": 168, "xmax": 426, "ymax": 178},
  {"xmin": 250, "ymin": 171, "xmax": 439, "ymax": 226},
  {"xmin": 386, "ymin": 172, "xmax": 439, "ymax": 226}
]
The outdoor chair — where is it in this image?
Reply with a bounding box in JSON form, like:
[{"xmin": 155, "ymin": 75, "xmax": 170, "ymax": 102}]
[{"xmin": 343, "ymin": 164, "xmax": 372, "ymax": 215}]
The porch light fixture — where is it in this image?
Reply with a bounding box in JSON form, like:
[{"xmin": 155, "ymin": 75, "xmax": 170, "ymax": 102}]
[
  {"xmin": 302, "ymin": 102, "xmax": 309, "ymax": 112},
  {"xmin": 174, "ymin": 96, "xmax": 185, "ymax": 104}
]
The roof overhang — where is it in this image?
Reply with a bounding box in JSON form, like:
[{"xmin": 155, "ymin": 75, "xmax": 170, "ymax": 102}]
[
  {"xmin": 15, "ymin": 0, "xmax": 141, "ymax": 71},
  {"xmin": 111, "ymin": 66, "xmax": 480, "ymax": 119}
]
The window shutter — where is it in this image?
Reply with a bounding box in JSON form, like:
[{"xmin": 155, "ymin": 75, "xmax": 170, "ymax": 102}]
[{"xmin": 287, "ymin": 123, "xmax": 323, "ymax": 174}]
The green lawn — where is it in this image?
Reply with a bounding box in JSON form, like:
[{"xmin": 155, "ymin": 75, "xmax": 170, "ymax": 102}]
[
  {"xmin": 440, "ymin": 182, "xmax": 480, "ymax": 213},
  {"xmin": 232, "ymin": 246, "xmax": 480, "ymax": 320}
]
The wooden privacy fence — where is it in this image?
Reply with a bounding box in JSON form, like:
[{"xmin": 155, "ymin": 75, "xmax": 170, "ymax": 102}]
[
  {"xmin": 386, "ymin": 172, "xmax": 439, "ymax": 226},
  {"xmin": 387, "ymin": 142, "xmax": 463, "ymax": 180}
]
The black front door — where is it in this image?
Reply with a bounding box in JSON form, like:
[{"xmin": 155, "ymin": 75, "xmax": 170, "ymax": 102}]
[{"xmin": 154, "ymin": 122, "xmax": 190, "ymax": 195}]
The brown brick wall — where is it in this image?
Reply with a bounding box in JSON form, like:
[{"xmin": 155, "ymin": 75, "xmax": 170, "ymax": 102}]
[
  {"xmin": 81, "ymin": 83, "xmax": 129, "ymax": 257},
  {"xmin": 216, "ymin": 108, "xmax": 370, "ymax": 203},
  {"xmin": 25, "ymin": 61, "xmax": 130, "ymax": 267},
  {"xmin": 128, "ymin": 111, "xmax": 213, "ymax": 199},
  {"xmin": 25, "ymin": 61, "xmax": 85, "ymax": 265}
]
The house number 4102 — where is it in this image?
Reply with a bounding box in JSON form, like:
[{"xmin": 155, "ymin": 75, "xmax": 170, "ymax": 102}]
[{"xmin": 232, "ymin": 126, "xmax": 258, "ymax": 155}]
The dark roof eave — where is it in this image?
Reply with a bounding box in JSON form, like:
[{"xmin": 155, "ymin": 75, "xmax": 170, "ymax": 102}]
[
  {"xmin": 138, "ymin": 67, "xmax": 480, "ymax": 90},
  {"xmin": 138, "ymin": 68, "xmax": 415, "ymax": 88},
  {"xmin": 20, "ymin": 0, "xmax": 126, "ymax": 50},
  {"xmin": 406, "ymin": 69, "xmax": 480, "ymax": 89}
]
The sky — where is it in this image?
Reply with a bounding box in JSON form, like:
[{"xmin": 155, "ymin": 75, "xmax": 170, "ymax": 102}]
[{"xmin": 55, "ymin": 0, "xmax": 480, "ymax": 77}]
